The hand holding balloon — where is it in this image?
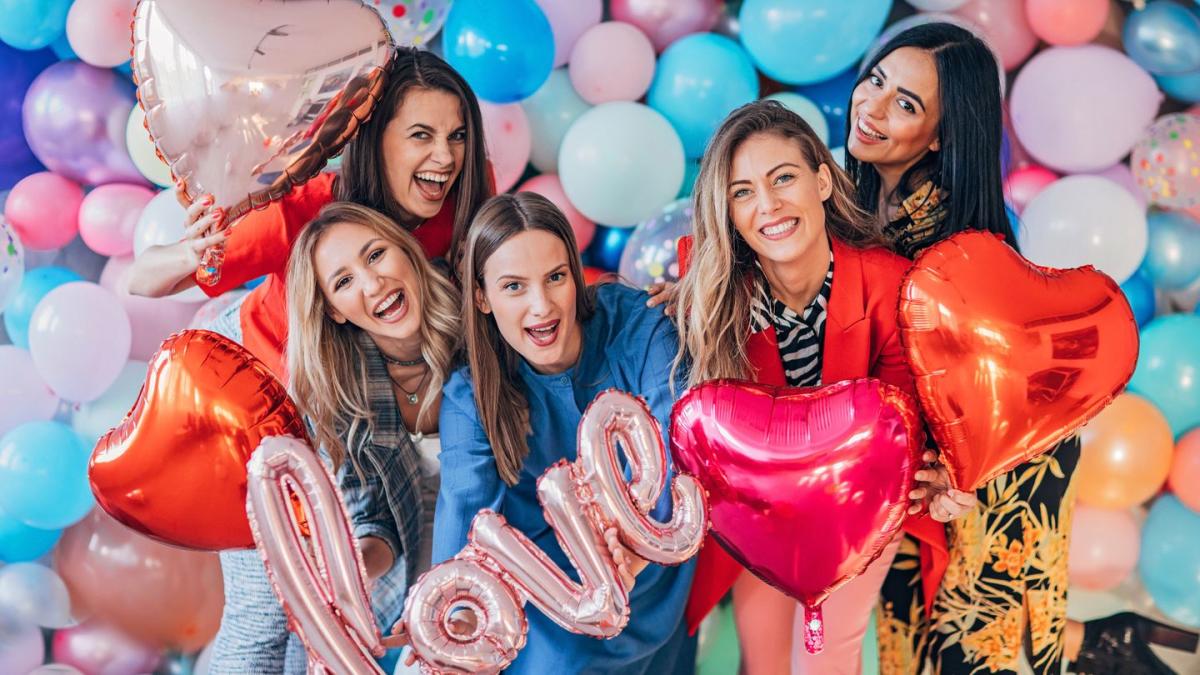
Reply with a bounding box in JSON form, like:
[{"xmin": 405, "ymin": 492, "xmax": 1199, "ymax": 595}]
[{"xmin": 907, "ymin": 451, "xmax": 978, "ymax": 522}]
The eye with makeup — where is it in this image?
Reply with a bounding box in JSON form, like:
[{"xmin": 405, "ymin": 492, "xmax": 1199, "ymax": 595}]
[{"xmin": 449, "ymin": 128, "xmax": 467, "ymax": 143}]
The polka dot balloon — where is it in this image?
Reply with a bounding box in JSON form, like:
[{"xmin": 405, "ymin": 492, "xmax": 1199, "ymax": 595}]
[
  {"xmin": 619, "ymin": 198, "xmax": 695, "ymax": 290},
  {"xmin": 1133, "ymin": 113, "xmax": 1200, "ymax": 208},
  {"xmin": 372, "ymin": 0, "xmax": 453, "ymax": 47}
]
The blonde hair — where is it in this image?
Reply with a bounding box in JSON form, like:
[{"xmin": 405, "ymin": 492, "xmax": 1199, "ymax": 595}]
[
  {"xmin": 674, "ymin": 100, "xmax": 883, "ymax": 388},
  {"xmin": 286, "ymin": 202, "xmax": 461, "ymax": 470}
]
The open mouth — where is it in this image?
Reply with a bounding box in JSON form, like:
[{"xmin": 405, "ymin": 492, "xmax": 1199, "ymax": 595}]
[
  {"xmin": 524, "ymin": 319, "xmax": 560, "ymax": 347},
  {"xmin": 856, "ymin": 116, "xmax": 887, "ymax": 142},
  {"xmin": 414, "ymin": 170, "xmax": 451, "ymax": 202},
  {"xmin": 373, "ymin": 289, "xmax": 407, "ymax": 322},
  {"xmin": 760, "ymin": 218, "xmax": 799, "ymax": 241}
]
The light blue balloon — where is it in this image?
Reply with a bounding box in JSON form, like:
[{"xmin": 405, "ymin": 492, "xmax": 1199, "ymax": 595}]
[
  {"xmin": 739, "ymin": 0, "xmax": 891, "ymax": 85},
  {"xmin": 1140, "ymin": 495, "xmax": 1200, "ymax": 627},
  {"xmin": 3, "ymin": 266, "xmax": 81, "ymax": 348},
  {"xmin": 0, "ymin": 0, "xmax": 72, "ymax": 51},
  {"xmin": 1124, "ymin": 1, "xmax": 1200, "ymax": 75},
  {"xmin": 1128, "ymin": 314, "xmax": 1200, "ymax": 437},
  {"xmin": 1144, "ymin": 210, "xmax": 1200, "ymax": 290},
  {"xmin": 1156, "ymin": 69, "xmax": 1200, "ymax": 102},
  {"xmin": 520, "ymin": 69, "xmax": 590, "ymax": 174},
  {"xmin": 648, "ymin": 33, "xmax": 759, "ymax": 158},
  {"xmin": 678, "ymin": 160, "xmax": 701, "ymax": 198},
  {"xmin": 0, "ymin": 421, "xmax": 94, "ymax": 529},
  {"xmin": 48, "ymin": 33, "xmax": 74, "ymax": 61},
  {"xmin": 0, "ymin": 508, "xmax": 60, "ymax": 562},
  {"xmin": 1121, "ymin": 269, "xmax": 1158, "ymax": 328},
  {"xmin": 441, "ymin": 0, "xmax": 554, "ymax": 103}
]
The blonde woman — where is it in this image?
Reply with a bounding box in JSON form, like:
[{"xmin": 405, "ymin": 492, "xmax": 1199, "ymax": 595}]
[{"xmin": 674, "ymin": 100, "xmax": 972, "ymax": 675}]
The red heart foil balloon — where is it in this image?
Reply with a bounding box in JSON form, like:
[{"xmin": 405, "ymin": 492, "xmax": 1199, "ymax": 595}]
[
  {"xmin": 90, "ymin": 330, "xmax": 310, "ymax": 550},
  {"xmin": 669, "ymin": 378, "xmax": 920, "ymax": 611},
  {"xmin": 131, "ymin": 0, "xmax": 395, "ymax": 285},
  {"xmin": 898, "ymin": 231, "xmax": 1139, "ymax": 490}
]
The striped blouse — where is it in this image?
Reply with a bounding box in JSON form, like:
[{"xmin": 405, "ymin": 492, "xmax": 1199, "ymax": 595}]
[{"xmin": 748, "ymin": 252, "xmax": 834, "ymax": 387}]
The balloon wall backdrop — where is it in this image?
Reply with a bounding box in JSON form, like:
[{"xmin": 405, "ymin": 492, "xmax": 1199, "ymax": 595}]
[{"xmin": 2, "ymin": 0, "xmax": 1200, "ymax": 672}]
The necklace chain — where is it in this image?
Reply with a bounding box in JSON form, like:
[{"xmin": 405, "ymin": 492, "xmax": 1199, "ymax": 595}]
[{"xmin": 388, "ymin": 365, "xmax": 430, "ymax": 405}]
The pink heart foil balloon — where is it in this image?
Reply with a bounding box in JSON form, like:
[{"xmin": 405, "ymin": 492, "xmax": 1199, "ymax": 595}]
[{"xmin": 670, "ymin": 378, "xmax": 921, "ymax": 651}]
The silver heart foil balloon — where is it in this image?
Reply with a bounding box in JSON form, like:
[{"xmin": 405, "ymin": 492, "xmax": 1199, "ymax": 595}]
[{"xmin": 131, "ymin": 0, "xmax": 395, "ymax": 285}]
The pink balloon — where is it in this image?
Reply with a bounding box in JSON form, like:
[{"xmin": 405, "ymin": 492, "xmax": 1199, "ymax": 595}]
[
  {"xmin": 52, "ymin": 622, "xmax": 163, "ymax": 675},
  {"xmin": 1025, "ymin": 0, "xmax": 1108, "ymax": 46},
  {"xmin": 99, "ymin": 257, "xmax": 205, "ymax": 362},
  {"xmin": 480, "ymin": 102, "xmax": 532, "ymax": 193},
  {"xmin": 1068, "ymin": 505, "xmax": 1140, "ymax": 590},
  {"xmin": 517, "ymin": 174, "xmax": 596, "ymax": 249},
  {"xmin": 952, "ymin": 0, "xmax": 1038, "ymax": 70},
  {"xmin": 0, "ymin": 346, "xmax": 60, "ymax": 438},
  {"xmin": 1010, "ymin": 46, "xmax": 1162, "ymax": 173},
  {"xmin": 0, "ymin": 615, "xmax": 45, "ymax": 675},
  {"xmin": 1081, "ymin": 162, "xmax": 1147, "ymax": 210},
  {"xmin": 78, "ymin": 184, "xmax": 156, "ymax": 257},
  {"xmin": 66, "ymin": 0, "xmax": 140, "ymax": 68},
  {"xmin": 569, "ymin": 22, "xmax": 657, "ymax": 105},
  {"xmin": 28, "ymin": 282, "xmax": 132, "ymax": 403},
  {"xmin": 1003, "ymin": 165, "xmax": 1058, "ymax": 214},
  {"xmin": 1169, "ymin": 429, "xmax": 1200, "ymax": 513},
  {"xmin": 609, "ymin": 0, "xmax": 721, "ymax": 52},
  {"xmin": 534, "ymin": 0, "xmax": 603, "ymax": 67},
  {"xmin": 6, "ymin": 172, "xmax": 85, "ymax": 251}
]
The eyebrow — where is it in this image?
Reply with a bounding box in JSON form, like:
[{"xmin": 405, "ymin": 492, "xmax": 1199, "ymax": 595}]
[
  {"xmin": 876, "ymin": 66, "xmax": 927, "ymax": 112},
  {"xmin": 729, "ymin": 162, "xmax": 802, "ymax": 186},
  {"xmin": 494, "ymin": 263, "xmax": 569, "ymax": 284},
  {"xmin": 325, "ymin": 237, "xmax": 382, "ymax": 286}
]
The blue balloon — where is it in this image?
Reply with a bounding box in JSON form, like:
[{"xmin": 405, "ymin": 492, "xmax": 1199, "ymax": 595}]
[
  {"xmin": 0, "ymin": 0, "xmax": 72, "ymax": 51},
  {"xmin": 583, "ymin": 225, "xmax": 634, "ymax": 273},
  {"xmin": 1158, "ymin": 69, "xmax": 1200, "ymax": 102},
  {"xmin": 648, "ymin": 34, "xmax": 759, "ymax": 158},
  {"xmin": 795, "ymin": 67, "xmax": 860, "ymax": 147},
  {"xmin": 0, "ymin": 421, "xmax": 94, "ymax": 529},
  {"xmin": 244, "ymin": 275, "xmax": 267, "ymax": 290},
  {"xmin": 1121, "ymin": 269, "xmax": 1157, "ymax": 328},
  {"xmin": 1124, "ymin": 1, "xmax": 1200, "ymax": 75},
  {"xmin": 739, "ymin": 0, "xmax": 890, "ymax": 85},
  {"xmin": 0, "ymin": 42, "xmax": 54, "ymax": 190},
  {"xmin": 3, "ymin": 265, "xmax": 81, "ymax": 348},
  {"xmin": 678, "ymin": 160, "xmax": 701, "ymax": 199},
  {"xmin": 0, "ymin": 509, "xmax": 61, "ymax": 562},
  {"xmin": 1144, "ymin": 210, "xmax": 1200, "ymax": 290},
  {"xmin": 1140, "ymin": 495, "xmax": 1200, "ymax": 627},
  {"xmin": 49, "ymin": 32, "xmax": 74, "ymax": 60},
  {"xmin": 441, "ymin": 0, "xmax": 553, "ymax": 103},
  {"xmin": 1004, "ymin": 202, "xmax": 1021, "ymax": 238},
  {"xmin": 1129, "ymin": 314, "xmax": 1200, "ymax": 437}
]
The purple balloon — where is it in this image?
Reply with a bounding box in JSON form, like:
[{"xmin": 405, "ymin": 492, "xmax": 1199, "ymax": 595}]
[
  {"xmin": 21, "ymin": 61, "xmax": 146, "ymax": 186},
  {"xmin": 0, "ymin": 43, "xmax": 54, "ymax": 190}
]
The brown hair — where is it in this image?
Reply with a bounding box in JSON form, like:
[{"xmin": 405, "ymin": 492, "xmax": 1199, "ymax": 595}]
[
  {"xmin": 675, "ymin": 100, "xmax": 883, "ymax": 387},
  {"xmin": 460, "ymin": 192, "xmax": 597, "ymax": 485}
]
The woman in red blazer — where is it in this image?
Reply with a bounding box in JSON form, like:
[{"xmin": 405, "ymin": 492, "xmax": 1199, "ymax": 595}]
[{"xmin": 673, "ymin": 100, "xmax": 971, "ymax": 674}]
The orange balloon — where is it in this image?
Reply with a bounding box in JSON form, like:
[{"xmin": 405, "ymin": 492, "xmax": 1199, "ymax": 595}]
[
  {"xmin": 1076, "ymin": 393, "xmax": 1174, "ymax": 509},
  {"xmin": 54, "ymin": 509, "xmax": 224, "ymax": 651},
  {"xmin": 1168, "ymin": 428, "xmax": 1200, "ymax": 513},
  {"xmin": 1025, "ymin": 0, "xmax": 1109, "ymax": 46}
]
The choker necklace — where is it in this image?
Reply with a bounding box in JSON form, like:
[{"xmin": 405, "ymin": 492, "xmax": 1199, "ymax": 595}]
[{"xmin": 382, "ymin": 352, "xmax": 425, "ymax": 368}]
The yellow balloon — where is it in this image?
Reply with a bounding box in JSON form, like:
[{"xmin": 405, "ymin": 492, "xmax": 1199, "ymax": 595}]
[
  {"xmin": 125, "ymin": 104, "xmax": 173, "ymax": 188},
  {"xmin": 1077, "ymin": 393, "xmax": 1174, "ymax": 509}
]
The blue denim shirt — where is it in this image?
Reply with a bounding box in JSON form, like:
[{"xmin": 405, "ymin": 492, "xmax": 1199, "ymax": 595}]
[{"xmin": 435, "ymin": 284, "xmax": 697, "ymax": 675}]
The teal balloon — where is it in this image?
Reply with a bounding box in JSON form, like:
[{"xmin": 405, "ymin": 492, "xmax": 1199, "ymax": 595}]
[
  {"xmin": 1139, "ymin": 495, "xmax": 1200, "ymax": 627},
  {"xmin": 441, "ymin": 0, "xmax": 554, "ymax": 103},
  {"xmin": 1123, "ymin": 0, "xmax": 1200, "ymax": 75},
  {"xmin": 739, "ymin": 0, "xmax": 891, "ymax": 85},
  {"xmin": 0, "ymin": 0, "xmax": 72, "ymax": 51},
  {"xmin": 678, "ymin": 160, "xmax": 701, "ymax": 198},
  {"xmin": 0, "ymin": 509, "xmax": 60, "ymax": 562},
  {"xmin": 1121, "ymin": 269, "xmax": 1157, "ymax": 328},
  {"xmin": 0, "ymin": 421, "xmax": 94, "ymax": 529},
  {"xmin": 520, "ymin": 69, "xmax": 590, "ymax": 174},
  {"xmin": 3, "ymin": 265, "xmax": 82, "ymax": 348},
  {"xmin": 49, "ymin": 33, "xmax": 74, "ymax": 61},
  {"xmin": 1156, "ymin": 69, "xmax": 1200, "ymax": 102},
  {"xmin": 1128, "ymin": 314, "xmax": 1200, "ymax": 436},
  {"xmin": 647, "ymin": 33, "xmax": 759, "ymax": 158},
  {"xmin": 1144, "ymin": 210, "xmax": 1200, "ymax": 290}
]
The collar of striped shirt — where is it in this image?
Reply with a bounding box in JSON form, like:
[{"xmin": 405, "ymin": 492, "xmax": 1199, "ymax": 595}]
[{"xmin": 749, "ymin": 249, "xmax": 834, "ymax": 334}]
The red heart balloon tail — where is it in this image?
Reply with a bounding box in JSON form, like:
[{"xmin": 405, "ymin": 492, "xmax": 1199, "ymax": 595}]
[{"xmin": 802, "ymin": 604, "xmax": 825, "ymax": 655}]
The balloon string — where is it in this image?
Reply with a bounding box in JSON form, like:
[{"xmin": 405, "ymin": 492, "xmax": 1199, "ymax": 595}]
[{"xmin": 803, "ymin": 604, "xmax": 825, "ymax": 655}]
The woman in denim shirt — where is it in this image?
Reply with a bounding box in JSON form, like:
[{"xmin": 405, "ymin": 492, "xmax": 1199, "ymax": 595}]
[{"xmin": 424, "ymin": 192, "xmax": 696, "ymax": 674}]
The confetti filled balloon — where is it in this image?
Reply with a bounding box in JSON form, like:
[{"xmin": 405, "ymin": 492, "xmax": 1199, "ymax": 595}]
[
  {"xmin": 0, "ymin": 216, "xmax": 23, "ymax": 313},
  {"xmin": 376, "ymin": 0, "xmax": 453, "ymax": 47},
  {"xmin": 1133, "ymin": 113, "xmax": 1200, "ymax": 208},
  {"xmin": 618, "ymin": 198, "xmax": 694, "ymax": 289}
]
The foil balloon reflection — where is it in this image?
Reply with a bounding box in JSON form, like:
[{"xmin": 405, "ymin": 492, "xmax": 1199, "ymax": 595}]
[
  {"xmin": 131, "ymin": 0, "xmax": 395, "ymax": 285},
  {"xmin": 670, "ymin": 378, "xmax": 920, "ymax": 654},
  {"xmin": 89, "ymin": 330, "xmax": 309, "ymax": 550},
  {"xmin": 246, "ymin": 436, "xmax": 385, "ymax": 675},
  {"xmin": 402, "ymin": 390, "xmax": 706, "ymax": 674},
  {"xmin": 899, "ymin": 231, "xmax": 1139, "ymax": 490}
]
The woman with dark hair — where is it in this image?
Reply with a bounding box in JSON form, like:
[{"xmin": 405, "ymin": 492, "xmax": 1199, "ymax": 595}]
[
  {"xmin": 675, "ymin": 99, "xmax": 971, "ymax": 675},
  {"xmin": 846, "ymin": 22, "xmax": 1198, "ymax": 675},
  {"xmin": 127, "ymin": 46, "xmax": 493, "ymax": 377},
  {"xmin": 424, "ymin": 191, "xmax": 697, "ymax": 673}
]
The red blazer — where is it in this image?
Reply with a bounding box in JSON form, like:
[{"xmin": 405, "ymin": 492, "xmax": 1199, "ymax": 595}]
[{"xmin": 677, "ymin": 235, "xmax": 949, "ymax": 634}]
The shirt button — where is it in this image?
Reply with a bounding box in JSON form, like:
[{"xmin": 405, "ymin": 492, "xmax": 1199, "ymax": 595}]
[{"xmin": 559, "ymin": 376, "xmax": 570, "ymax": 385}]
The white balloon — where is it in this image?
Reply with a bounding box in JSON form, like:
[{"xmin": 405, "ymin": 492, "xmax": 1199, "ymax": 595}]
[
  {"xmin": 906, "ymin": 0, "xmax": 969, "ymax": 10},
  {"xmin": 72, "ymin": 360, "xmax": 148, "ymax": 444},
  {"xmin": 126, "ymin": 105, "xmax": 173, "ymax": 188},
  {"xmin": 132, "ymin": 190, "xmax": 207, "ymax": 302},
  {"xmin": 0, "ymin": 563, "xmax": 73, "ymax": 628},
  {"xmin": 765, "ymin": 93, "xmax": 830, "ymax": 145},
  {"xmin": 1018, "ymin": 175, "xmax": 1148, "ymax": 284}
]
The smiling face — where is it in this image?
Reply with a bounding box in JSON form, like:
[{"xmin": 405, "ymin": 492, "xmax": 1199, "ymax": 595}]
[
  {"xmin": 475, "ymin": 229, "xmax": 582, "ymax": 375},
  {"xmin": 381, "ymin": 87, "xmax": 467, "ymax": 221},
  {"xmin": 848, "ymin": 47, "xmax": 942, "ymax": 177},
  {"xmin": 727, "ymin": 132, "xmax": 833, "ymax": 269},
  {"xmin": 313, "ymin": 220, "xmax": 424, "ymax": 354}
]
